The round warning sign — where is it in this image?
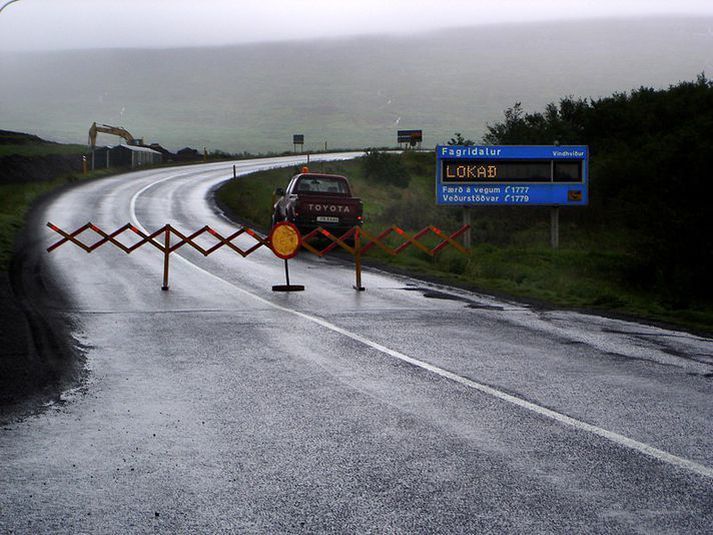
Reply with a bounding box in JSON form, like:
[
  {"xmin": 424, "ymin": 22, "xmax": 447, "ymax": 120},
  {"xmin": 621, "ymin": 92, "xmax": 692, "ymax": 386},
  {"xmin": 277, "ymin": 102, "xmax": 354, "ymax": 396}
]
[{"xmin": 269, "ymin": 222, "xmax": 301, "ymax": 259}]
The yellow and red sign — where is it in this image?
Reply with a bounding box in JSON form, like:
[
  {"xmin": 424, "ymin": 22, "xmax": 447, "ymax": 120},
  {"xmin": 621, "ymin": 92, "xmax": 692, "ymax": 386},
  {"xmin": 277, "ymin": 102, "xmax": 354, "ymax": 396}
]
[{"xmin": 269, "ymin": 222, "xmax": 301, "ymax": 259}]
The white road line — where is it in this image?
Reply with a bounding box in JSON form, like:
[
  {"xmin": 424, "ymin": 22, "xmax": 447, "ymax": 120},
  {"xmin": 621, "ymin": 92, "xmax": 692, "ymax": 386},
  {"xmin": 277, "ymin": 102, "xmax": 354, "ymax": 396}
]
[{"xmin": 129, "ymin": 166, "xmax": 713, "ymax": 481}]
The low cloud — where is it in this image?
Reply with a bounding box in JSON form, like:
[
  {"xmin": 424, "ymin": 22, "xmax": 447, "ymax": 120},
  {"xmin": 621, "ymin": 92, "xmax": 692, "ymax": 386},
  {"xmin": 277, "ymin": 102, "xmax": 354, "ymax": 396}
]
[{"xmin": 1, "ymin": 0, "xmax": 712, "ymax": 51}]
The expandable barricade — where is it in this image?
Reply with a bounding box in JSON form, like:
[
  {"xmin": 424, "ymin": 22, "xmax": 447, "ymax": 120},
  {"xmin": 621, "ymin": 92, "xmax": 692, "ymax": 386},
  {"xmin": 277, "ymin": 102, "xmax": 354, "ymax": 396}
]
[{"xmin": 47, "ymin": 222, "xmax": 470, "ymax": 291}]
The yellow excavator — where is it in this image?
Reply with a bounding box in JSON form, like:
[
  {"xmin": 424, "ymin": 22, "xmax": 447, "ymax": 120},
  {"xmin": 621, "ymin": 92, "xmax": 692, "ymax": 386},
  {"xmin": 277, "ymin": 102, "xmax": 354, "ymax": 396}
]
[{"xmin": 88, "ymin": 122, "xmax": 142, "ymax": 148}]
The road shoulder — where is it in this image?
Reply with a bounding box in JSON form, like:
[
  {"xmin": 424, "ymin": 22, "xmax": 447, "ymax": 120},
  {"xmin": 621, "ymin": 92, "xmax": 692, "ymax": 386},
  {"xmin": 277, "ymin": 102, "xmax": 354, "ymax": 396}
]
[{"xmin": 0, "ymin": 183, "xmax": 86, "ymax": 423}]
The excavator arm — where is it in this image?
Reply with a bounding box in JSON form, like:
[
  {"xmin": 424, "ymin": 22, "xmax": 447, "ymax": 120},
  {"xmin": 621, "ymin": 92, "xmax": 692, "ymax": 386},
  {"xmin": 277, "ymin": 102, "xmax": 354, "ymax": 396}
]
[{"xmin": 88, "ymin": 122, "xmax": 136, "ymax": 148}]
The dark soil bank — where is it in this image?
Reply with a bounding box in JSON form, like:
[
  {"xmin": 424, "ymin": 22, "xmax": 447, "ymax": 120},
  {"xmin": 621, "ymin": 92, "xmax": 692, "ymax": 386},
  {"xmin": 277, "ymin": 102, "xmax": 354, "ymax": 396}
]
[
  {"xmin": 0, "ymin": 153, "xmax": 82, "ymax": 183},
  {"xmin": 0, "ymin": 186, "xmax": 83, "ymax": 423},
  {"xmin": 0, "ymin": 272, "xmax": 33, "ymax": 402},
  {"xmin": 0, "ymin": 132, "xmax": 88, "ymax": 420}
]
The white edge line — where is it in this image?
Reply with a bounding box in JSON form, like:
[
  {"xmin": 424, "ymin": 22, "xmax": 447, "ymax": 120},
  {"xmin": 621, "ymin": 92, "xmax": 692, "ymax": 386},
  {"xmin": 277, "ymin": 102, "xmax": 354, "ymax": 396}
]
[{"xmin": 128, "ymin": 164, "xmax": 713, "ymax": 481}]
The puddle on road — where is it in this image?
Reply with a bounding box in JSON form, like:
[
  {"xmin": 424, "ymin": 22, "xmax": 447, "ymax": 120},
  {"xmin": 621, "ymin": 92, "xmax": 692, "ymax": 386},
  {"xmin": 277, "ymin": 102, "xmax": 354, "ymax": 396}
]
[
  {"xmin": 466, "ymin": 303, "xmax": 505, "ymax": 310},
  {"xmin": 688, "ymin": 372, "xmax": 713, "ymax": 379},
  {"xmin": 401, "ymin": 287, "xmax": 504, "ymax": 311},
  {"xmin": 601, "ymin": 327, "xmax": 692, "ymax": 339},
  {"xmin": 600, "ymin": 327, "xmax": 713, "ymax": 366},
  {"xmin": 561, "ymin": 340, "xmax": 586, "ymax": 346}
]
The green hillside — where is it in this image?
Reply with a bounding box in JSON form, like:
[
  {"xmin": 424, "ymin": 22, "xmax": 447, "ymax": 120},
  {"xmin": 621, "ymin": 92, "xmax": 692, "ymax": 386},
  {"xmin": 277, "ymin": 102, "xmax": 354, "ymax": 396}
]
[
  {"xmin": 217, "ymin": 77, "xmax": 713, "ymax": 333},
  {"xmin": 0, "ymin": 130, "xmax": 85, "ymax": 157}
]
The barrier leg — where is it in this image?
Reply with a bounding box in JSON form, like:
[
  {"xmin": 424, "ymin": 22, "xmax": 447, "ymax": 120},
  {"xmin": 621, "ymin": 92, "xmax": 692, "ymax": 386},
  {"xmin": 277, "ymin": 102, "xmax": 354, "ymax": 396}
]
[
  {"xmin": 353, "ymin": 227, "xmax": 365, "ymax": 291},
  {"xmin": 162, "ymin": 226, "xmax": 171, "ymax": 291}
]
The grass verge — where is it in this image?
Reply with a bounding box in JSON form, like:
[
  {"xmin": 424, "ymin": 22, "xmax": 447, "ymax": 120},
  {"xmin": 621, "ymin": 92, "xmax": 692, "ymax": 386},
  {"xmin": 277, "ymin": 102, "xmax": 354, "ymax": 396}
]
[{"xmin": 0, "ymin": 169, "xmax": 116, "ymax": 270}]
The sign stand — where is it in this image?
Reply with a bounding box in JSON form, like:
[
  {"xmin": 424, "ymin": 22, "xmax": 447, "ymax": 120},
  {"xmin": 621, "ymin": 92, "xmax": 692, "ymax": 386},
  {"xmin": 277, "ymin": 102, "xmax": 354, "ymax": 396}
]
[
  {"xmin": 269, "ymin": 221, "xmax": 304, "ymax": 292},
  {"xmin": 272, "ymin": 259, "xmax": 304, "ymax": 292}
]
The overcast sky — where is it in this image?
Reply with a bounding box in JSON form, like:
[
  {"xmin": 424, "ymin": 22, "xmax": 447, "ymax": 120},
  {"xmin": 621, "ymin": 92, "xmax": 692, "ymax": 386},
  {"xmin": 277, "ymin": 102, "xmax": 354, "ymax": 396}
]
[{"xmin": 1, "ymin": 0, "xmax": 712, "ymax": 51}]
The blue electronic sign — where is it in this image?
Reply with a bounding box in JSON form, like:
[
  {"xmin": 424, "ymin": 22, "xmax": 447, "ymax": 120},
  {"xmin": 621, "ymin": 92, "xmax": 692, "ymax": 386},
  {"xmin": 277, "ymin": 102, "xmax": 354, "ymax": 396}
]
[{"xmin": 435, "ymin": 145, "xmax": 589, "ymax": 206}]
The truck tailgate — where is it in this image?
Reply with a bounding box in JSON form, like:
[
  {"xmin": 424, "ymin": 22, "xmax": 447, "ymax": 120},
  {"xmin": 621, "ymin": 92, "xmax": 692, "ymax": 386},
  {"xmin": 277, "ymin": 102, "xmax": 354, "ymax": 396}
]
[{"xmin": 296, "ymin": 195, "xmax": 362, "ymax": 223}]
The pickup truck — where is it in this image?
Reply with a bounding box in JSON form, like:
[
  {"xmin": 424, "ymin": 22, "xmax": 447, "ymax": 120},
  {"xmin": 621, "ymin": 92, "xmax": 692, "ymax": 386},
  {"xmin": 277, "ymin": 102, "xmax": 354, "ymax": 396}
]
[{"xmin": 271, "ymin": 171, "xmax": 363, "ymax": 236}]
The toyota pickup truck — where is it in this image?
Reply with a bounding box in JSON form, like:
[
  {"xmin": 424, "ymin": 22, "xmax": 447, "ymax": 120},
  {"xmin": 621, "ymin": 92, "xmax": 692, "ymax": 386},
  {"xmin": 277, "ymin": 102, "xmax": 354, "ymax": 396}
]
[{"xmin": 271, "ymin": 171, "xmax": 363, "ymax": 236}]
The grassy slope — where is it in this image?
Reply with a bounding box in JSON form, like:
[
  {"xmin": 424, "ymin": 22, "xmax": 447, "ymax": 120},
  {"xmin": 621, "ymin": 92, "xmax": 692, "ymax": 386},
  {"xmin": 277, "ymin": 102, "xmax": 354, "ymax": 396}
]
[
  {"xmin": 0, "ymin": 130, "xmax": 87, "ymax": 157},
  {"xmin": 0, "ymin": 169, "xmax": 116, "ymax": 270},
  {"xmin": 0, "ymin": 181, "xmax": 55, "ymax": 269},
  {"xmin": 0, "ymin": 131, "xmax": 107, "ymax": 269},
  {"xmin": 0, "ymin": 144, "xmax": 87, "ymax": 157},
  {"xmin": 216, "ymin": 155, "xmax": 713, "ymax": 334}
]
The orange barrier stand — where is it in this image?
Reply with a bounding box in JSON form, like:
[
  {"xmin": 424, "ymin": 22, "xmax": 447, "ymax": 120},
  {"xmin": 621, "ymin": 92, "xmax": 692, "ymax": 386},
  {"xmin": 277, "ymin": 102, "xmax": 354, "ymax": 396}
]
[{"xmin": 300, "ymin": 224, "xmax": 471, "ymax": 290}]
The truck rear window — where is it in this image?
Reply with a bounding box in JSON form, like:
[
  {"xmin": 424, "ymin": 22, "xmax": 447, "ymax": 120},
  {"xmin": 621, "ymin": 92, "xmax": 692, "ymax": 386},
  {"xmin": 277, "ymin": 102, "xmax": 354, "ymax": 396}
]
[{"xmin": 296, "ymin": 177, "xmax": 349, "ymax": 194}]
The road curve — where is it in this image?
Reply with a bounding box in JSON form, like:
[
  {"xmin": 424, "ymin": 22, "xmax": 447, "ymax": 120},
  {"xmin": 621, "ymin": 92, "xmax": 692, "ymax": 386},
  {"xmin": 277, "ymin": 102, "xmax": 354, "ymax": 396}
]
[{"xmin": 1, "ymin": 155, "xmax": 712, "ymax": 533}]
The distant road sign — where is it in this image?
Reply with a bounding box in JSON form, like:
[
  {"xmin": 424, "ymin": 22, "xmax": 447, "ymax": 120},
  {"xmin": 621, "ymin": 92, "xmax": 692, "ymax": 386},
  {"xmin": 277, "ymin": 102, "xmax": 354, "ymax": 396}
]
[
  {"xmin": 397, "ymin": 129, "xmax": 423, "ymax": 144},
  {"xmin": 293, "ymin": 134, "xmax": 304, "ymax": 145},
  {"xmin": 436, "ymin": 145, "xmax": 588, "ymax": 206}
]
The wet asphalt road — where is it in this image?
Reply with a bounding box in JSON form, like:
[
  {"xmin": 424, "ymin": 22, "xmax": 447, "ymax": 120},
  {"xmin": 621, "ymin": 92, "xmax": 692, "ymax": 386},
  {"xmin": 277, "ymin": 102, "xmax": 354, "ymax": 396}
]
[{"xmin": 1, "ymin": 155, "xmax": 712, "ymax": 533}]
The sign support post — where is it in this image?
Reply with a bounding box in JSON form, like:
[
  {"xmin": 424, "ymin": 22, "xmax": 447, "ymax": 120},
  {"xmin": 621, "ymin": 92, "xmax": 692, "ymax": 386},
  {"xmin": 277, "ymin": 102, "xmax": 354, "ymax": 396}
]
[
  {"xmin": 397, "ymin": 129, "xmax": 423, "ymax": 149},
  {"xmin": 550, "ymin": 206, "xmax": 560, "ymax": 249},
  {"xmin": 462, "ymin": 207, "xmax": 471, "ymax": 248},
  {"xmin": 292, "ymin": 134, "xmax": 305, "ymax": 154}
]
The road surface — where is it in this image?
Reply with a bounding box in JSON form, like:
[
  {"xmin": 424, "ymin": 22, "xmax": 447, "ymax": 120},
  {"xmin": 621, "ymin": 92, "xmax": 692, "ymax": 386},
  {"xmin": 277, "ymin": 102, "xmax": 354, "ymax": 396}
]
[{"xmin": 2, "ymin": 155, "xmax": 712, "ymax": 533}]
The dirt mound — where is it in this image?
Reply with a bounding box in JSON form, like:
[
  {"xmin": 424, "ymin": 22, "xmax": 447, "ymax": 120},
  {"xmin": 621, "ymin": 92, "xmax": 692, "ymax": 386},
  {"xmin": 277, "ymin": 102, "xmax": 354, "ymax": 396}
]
[
  {"xmin": 0, "ymin": 130, "xmax": 51, "ymax": 145},
  {"xmin": 0, "ymin": 187, "xmax": 83, "ymax": 422},
  {"xmin": 0, "ymin": 153, "xmax": 83, "ymax": 184}
]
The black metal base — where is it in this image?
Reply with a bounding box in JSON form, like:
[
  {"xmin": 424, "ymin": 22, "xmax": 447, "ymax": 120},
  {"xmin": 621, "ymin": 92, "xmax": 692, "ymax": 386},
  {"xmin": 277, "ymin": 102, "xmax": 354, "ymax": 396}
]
[
  {"xmin": 353, "ymin": 285, "xmax": 365, "ymax": 291},
  {"xmin": 272, "ymin": 285, "xmax": 305, "ymax": 292}
]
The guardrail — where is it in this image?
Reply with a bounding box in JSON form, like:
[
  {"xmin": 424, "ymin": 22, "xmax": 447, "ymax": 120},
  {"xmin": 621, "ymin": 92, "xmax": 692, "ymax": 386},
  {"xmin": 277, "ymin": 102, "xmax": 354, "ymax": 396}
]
[{"xmin": 47, "ymin": 222, "xmax": 470, "ymax": 291}]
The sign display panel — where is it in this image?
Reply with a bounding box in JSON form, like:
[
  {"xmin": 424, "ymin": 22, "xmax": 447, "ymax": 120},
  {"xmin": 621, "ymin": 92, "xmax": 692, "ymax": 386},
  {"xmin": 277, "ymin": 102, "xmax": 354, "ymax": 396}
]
[
  {"xmin": 293, "ymin": 134, "xmax": 305, "ymax": 144},
  {"xmin": 436, "ymin": 145, "xmax": 588, "ymax": 206},
  {"xmin": 397, "ymin": 129, "xmax": 423, "ymax": 143},
  {"xmin": 269, "ymin": 221, "xmax": 301, "ymax": 259}
]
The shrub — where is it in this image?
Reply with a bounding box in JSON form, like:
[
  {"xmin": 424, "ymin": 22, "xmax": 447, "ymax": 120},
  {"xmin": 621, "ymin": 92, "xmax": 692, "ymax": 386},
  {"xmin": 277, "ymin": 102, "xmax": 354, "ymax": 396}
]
[{"xmin": 361, "ymin": 149, "xmax": 410, "ymax": 188}]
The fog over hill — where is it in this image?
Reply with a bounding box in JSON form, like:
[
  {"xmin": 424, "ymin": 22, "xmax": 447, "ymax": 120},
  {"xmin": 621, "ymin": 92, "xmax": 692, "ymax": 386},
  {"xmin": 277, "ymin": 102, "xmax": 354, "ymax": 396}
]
[{"xmin": 1, "ymin": 17, "xmax": 712, "ymax": 153}]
